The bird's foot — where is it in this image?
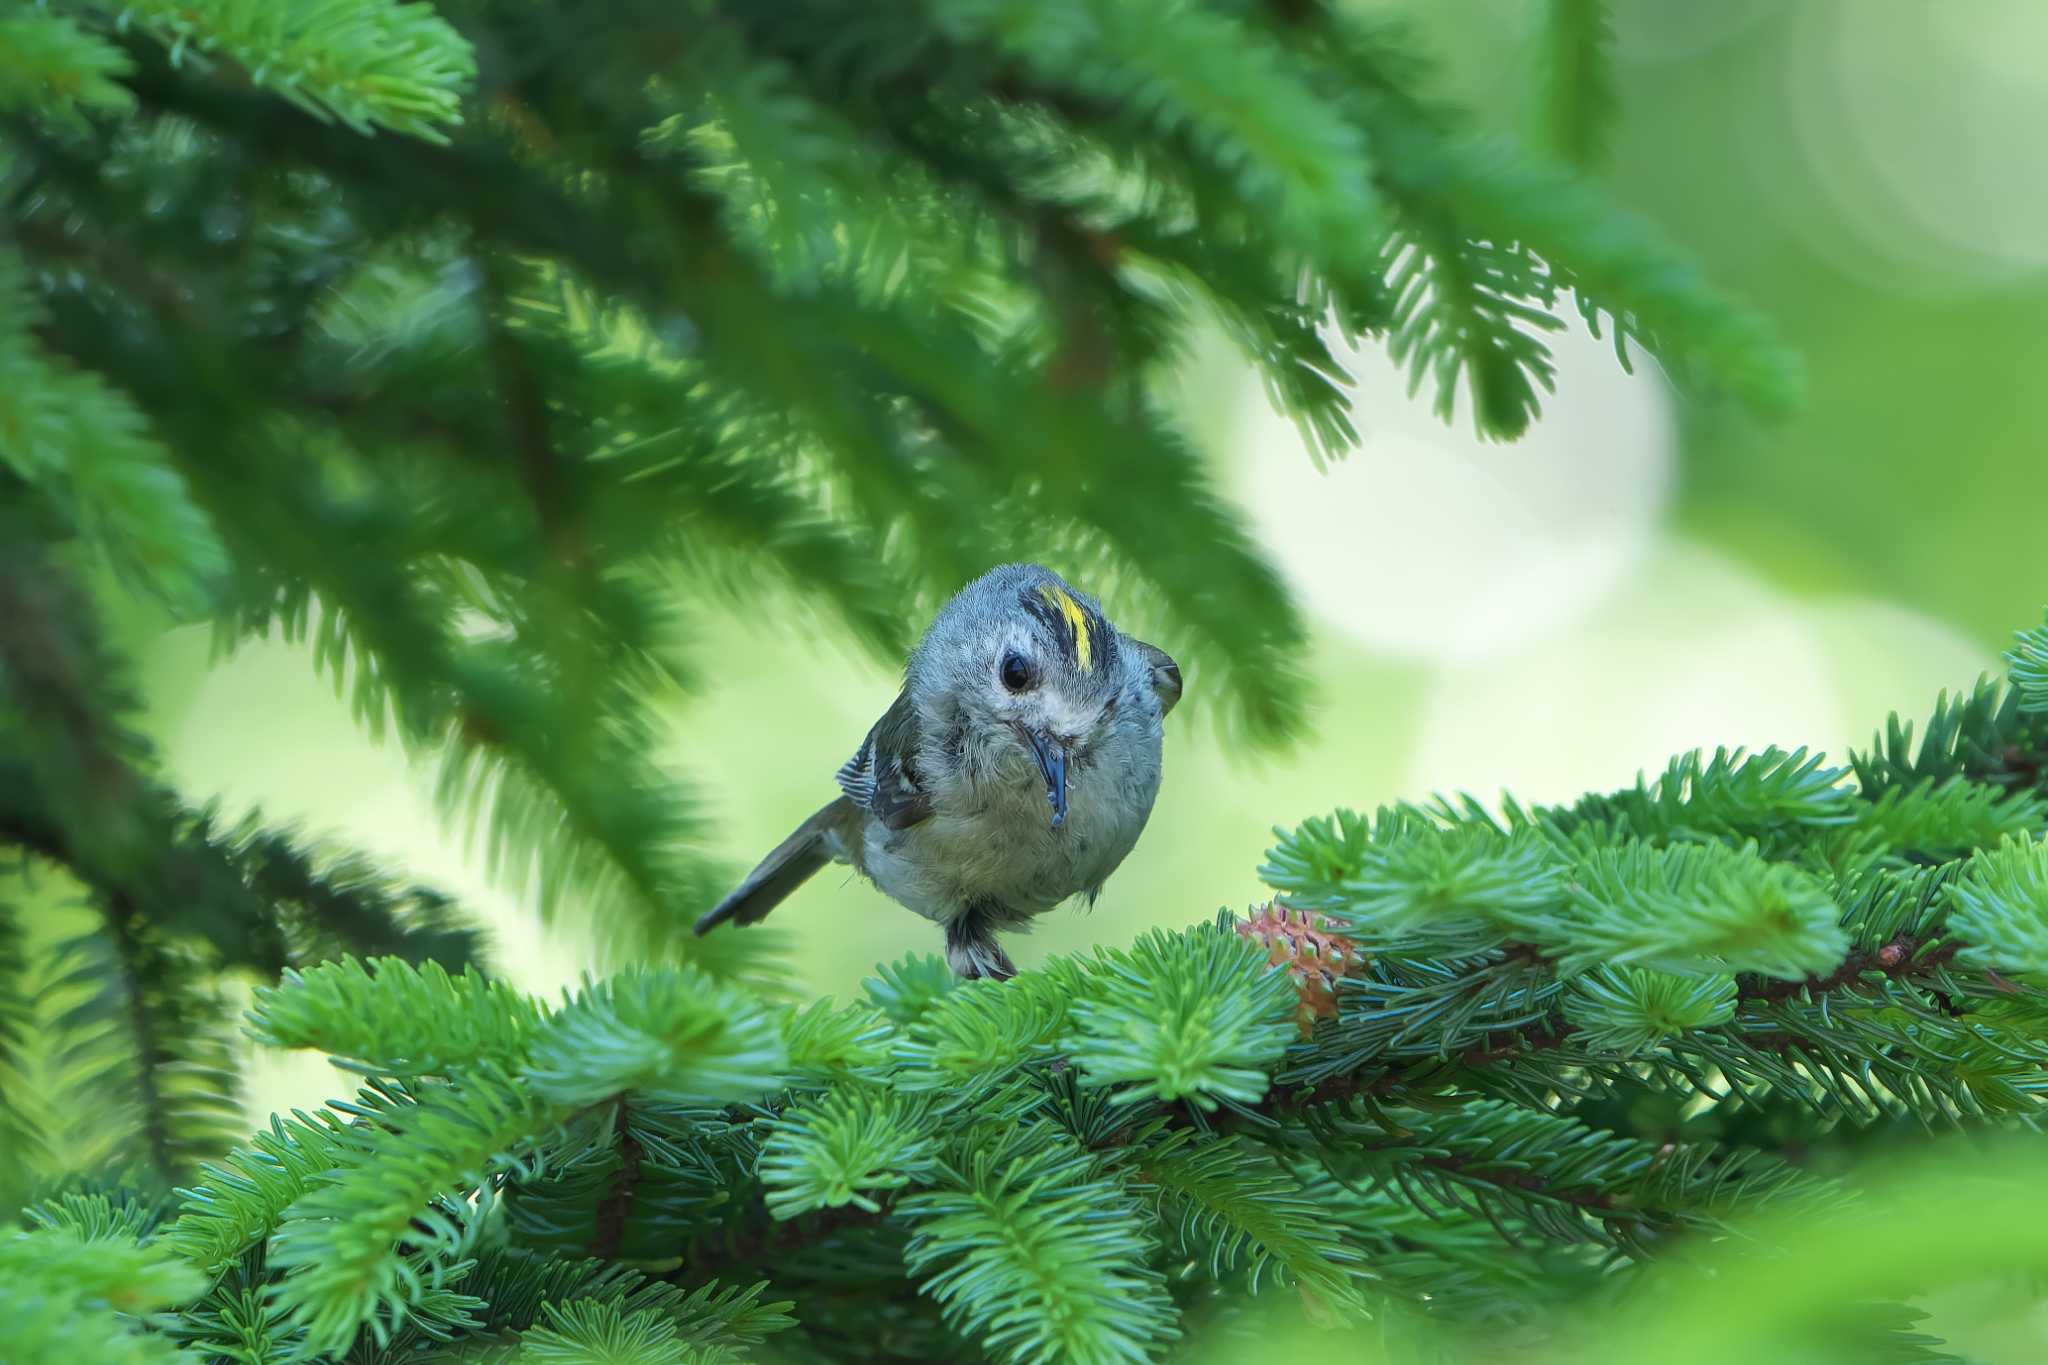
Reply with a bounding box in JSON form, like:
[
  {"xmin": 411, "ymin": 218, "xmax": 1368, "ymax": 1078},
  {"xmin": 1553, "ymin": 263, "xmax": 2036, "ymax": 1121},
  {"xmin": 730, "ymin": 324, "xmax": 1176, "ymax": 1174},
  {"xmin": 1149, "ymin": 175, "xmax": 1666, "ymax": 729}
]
[{"xmin": 945, "ymin": 906, "xmax": 1018, "ymax": 980}]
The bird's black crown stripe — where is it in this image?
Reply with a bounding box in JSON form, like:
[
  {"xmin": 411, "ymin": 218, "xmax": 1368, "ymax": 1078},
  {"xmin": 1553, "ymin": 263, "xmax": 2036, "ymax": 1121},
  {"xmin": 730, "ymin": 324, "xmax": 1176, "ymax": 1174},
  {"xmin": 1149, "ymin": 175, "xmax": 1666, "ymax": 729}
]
[{"xmin": 1019, "ymin": 583, "xmax": 1110, "ymax": 673}]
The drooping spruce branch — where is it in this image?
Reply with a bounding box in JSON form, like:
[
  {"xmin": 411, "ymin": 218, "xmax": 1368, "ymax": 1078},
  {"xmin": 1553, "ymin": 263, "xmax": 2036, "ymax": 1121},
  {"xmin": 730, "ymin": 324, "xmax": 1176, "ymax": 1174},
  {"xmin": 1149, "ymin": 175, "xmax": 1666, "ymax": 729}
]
[{"xmin": 2, "ymin": 0, "xmax": 1799, "ymax": 1005}]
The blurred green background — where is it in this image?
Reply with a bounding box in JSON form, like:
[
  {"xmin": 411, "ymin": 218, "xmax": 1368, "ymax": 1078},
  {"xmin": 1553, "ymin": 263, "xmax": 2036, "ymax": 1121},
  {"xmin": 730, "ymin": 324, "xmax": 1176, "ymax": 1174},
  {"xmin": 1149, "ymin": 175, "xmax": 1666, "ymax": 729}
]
[{"xmin": 115, "ymin": 0, "xmax": 2046, "ymax": 1115}]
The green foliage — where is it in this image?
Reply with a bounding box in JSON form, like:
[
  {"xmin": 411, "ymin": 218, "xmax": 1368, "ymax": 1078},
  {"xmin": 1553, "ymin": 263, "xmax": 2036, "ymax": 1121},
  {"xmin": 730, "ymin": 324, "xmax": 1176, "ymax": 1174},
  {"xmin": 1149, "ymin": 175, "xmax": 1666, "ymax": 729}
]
[
  {"xmin": 0, "ymin": 0, "xmax": 1796, "ymax": 1023},
  {"xmin": 1853, "ymin": 776, "xmax": 2045, "ymax": 863},
  {"xmin": 1528, "ymin": 0, "xmax": 1615, "ymax": 172},
  {"xmin": 249, "ymin": 956, "xmax": 545, "ymax": 1075},
  {"xmin": 514, "ymin": 1300, "xmax": 728, "ymax": 1365},
  {"xmin": 1265, "ymin": 811, "xmax": 1568, "ymax": 954},
  {"xmin": 779, "ymin": 999, "xmax": 893, "ymax": 1087},
  {"xmin": 1946, "ymin": 836, "xmax": 2048, "ymax": 978},
  {"xmin": 890, "ymin": 971, "xmax": 1074, "ymax": 1091},
  {"xmin": 0, "ymin": 1220, "xmax": 207, "ymax": 1365},
  {"xmin": 2007, "ymin": 616, "xmax": 2048, "ymax": 714},
  {"xmin": 264, "ymin": 1077, "xmax": 545, "ymax": 1354},
  {"xmin": 0, "ymin": 247, "xmax": 225, "ymax": 609},
  {"xmin": 1550, "ymin": 745, "xmax": 1858, "ymax": 852},
  {"xmin": 524, "ymin": 967, "xmax": 788, "ymax": 1107},
  {"xmin": 758, "ymin": 1088, "xmax": 940, "ymax": 1218},
  {"xmin": 1852, "ymin": 676, "xmax": 2048, "ymax": 803},
  {"xmin": 110, "ymin": 0, "xmax": 476, "ymax": 140},
  {"xmin": 900, "ymin": 1123, "xmax": 1178, "ymax": 1365},
  {"xmin": 1559, "ymin": 840, "xmax": 1845, "ymax": 978},
  {"xmin": 10, "ymin": 627, "xmax": 2048, "ymax": 1358},
  {"xmin": 1561, "ymin": 965, "xmax": 1736, "ymax": 1056},
  {"xmin": 861, "ymin": 953, "xmax": 960, "ymax": 1027},
  {"xmin": 13, "ymin": 0, "xmax": 2047, "ymax": 1360},
  {"xmin": 0, "ymin": 12, "xmax": 133, "ymax": 132},
  {"xmin": 1066, "ymin": 926, "xmax": 1298, "ymax": 1109},
  {"xmin": 1134, "ymin": 1129, "xmax": 1367, "ymax": 1315},
  {"xmin": 168, "ymin": 1110, "xmax": 357, "ymax": 1276}
]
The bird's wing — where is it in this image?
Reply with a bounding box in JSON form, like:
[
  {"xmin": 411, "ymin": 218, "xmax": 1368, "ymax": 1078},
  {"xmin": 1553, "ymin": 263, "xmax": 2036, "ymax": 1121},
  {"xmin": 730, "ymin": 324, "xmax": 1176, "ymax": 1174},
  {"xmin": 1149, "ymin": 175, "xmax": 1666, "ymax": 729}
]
[{"xmin": 835, "ymin": 689, "xmax": 933, "ymax": 831}]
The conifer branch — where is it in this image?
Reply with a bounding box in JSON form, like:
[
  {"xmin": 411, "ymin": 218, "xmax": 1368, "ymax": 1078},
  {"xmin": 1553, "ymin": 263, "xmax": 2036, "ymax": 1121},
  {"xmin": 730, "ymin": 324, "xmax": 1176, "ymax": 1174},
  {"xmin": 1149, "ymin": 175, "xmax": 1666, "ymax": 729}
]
[
  {"xmin": 1529, "ymin": 0, "xmax": 1617, "ymax": 173},
  {"xmin": 97, "ymin": 0, "xmax": 477, "ymax": 141},
  {"xmin": 14, "ymin": 5, "xmax": 2032, "ymax": 1358},
  {"xmin": 0, "ymin": 12, "xmax": 137, "ymax": 130},
  {"xmin": 588, "ymin": 1100, "xmax": 644, "ymax": 1263},
  {"xmin": 100, "ymin": 897, "xmax": 179, "ymax": 1186}
]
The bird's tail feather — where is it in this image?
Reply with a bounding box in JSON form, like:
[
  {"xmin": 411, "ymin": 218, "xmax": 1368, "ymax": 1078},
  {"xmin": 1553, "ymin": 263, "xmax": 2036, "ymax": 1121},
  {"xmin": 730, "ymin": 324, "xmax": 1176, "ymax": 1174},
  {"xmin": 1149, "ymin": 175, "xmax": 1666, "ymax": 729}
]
[{"xmin": 694, "ymin": 798, "xmax": 848, "ymax": 934}]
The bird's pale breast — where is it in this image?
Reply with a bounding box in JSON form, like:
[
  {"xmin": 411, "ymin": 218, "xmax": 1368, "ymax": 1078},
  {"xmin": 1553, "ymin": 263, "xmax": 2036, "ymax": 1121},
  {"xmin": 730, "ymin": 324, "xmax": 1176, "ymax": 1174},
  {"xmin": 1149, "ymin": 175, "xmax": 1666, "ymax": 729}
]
[{"xmin": 858, "ymin": 718, "xmax": 1162, "ymax": 927}]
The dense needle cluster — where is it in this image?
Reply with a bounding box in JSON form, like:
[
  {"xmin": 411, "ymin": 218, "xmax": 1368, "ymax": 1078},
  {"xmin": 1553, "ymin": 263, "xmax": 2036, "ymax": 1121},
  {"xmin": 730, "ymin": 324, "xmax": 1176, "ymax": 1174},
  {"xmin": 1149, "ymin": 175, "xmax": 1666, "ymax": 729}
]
[{"xmin": 10, "ymin": 653, "xmax": 2048, "ymax": 1363}]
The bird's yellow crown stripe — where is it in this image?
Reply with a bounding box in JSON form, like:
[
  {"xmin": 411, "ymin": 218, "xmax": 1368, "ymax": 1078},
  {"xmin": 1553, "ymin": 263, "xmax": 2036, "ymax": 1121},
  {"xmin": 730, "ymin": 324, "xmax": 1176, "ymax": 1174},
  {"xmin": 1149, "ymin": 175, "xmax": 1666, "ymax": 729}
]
[{"xmin": 1038, "ymin": 584, "xmax": 1094, "ymax": 672}]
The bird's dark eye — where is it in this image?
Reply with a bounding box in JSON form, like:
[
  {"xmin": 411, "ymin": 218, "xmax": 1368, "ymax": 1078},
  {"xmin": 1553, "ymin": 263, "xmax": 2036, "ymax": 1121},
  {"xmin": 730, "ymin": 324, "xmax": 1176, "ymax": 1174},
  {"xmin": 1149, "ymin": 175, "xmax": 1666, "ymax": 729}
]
[{"xmin": 999, "ymin": 651, "xmax": 1035, "ymax": 693}]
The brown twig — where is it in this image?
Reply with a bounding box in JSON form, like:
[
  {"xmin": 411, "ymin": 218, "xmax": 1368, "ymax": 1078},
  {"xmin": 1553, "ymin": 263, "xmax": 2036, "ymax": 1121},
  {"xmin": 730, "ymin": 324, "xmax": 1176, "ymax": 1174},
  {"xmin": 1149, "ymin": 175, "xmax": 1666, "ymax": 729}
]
[{"xmin": 590, "ymin": 1098, "xmax": 645, "ymax": 1261}]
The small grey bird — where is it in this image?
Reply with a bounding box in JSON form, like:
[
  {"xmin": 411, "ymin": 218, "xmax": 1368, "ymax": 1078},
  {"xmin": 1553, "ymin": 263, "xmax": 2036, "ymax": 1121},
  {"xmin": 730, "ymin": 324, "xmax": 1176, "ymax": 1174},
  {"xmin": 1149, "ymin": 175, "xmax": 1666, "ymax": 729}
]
[{"xmin": 694, "ymin": 563, "xmax": 1181, "ymax": 978}]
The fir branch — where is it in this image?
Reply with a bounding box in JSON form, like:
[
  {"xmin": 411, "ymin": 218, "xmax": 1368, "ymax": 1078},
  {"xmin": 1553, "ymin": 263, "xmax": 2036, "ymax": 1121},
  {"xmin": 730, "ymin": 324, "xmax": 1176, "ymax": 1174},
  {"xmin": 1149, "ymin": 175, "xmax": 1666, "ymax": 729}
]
[
  {"xmin": 167, "ymin": 1109, "xmax": 357, "ymax": 1276},
  {"xmin": 1558, "ymin": 840, "xmax": 1848, "ymax": 979},
  {"xmin": 424, "ymin": 1245, "xmax": 792, "ymax": 1350},
  {"xmin": 97, "ymin": 0, "xmax": 476, "ymax": 142},
  {"xmin": 0, "ymin": 249, "xmax": 226, "ymax": 609},
  {"xmin": 1066, "ymin": 925, "xmax": 1299, "ymax": 1110},
  {"xmin": 0, "ymin": 900, "xmax": 26, "ymax": 1149},
  {"xmin": 166, "ymin": 1266, "xmax": 304, "ymax": 1363},
  {"xmin": 46, "ymin": 904, "xmax": 246, "ymax": 1187},
  {"xmin": 103, "ymin": 902, "xmax": 182, "ymax": 1185},
  {"xmin": 1263, "ymin": 809, "xmax": 1569, "ymax": 955},
  {"xmin": 1131, "ymin": 1128, "xmax": 1369, "ymax": 1317},
  {"xmin": 513, "ymin": 1299, "xmax": 731, "ymax": 1364},
  {"xmin": 0, "ymin": 11, "xmax": 137, "ymax": 130},
  {"xmin": 23, "ymin": 1187, "xmax": 167, "ymax": 1243},
  {"xmin": 1562, "ymin": 965, "xmax": 1736, "ymax": 1057},
  {"xmin": 780, "ymin": 1000, "xmax": 893, "ymax": 1088},
  {"xmin": 0, "ymin": 767, "xmax": 477, "ymax": 977},
  {"xmin": 891, "ymin": 969, "xmax": 1074, "ymax": 1092},
  {"xmin": 758, "ymin": 1088, "xmax": 941, "ymax": 1220},
  {"xmin": 1317, "ymin": 13, "xmax": 1799, "ymax": 422},
  {"xmin": 861, "ymin": 954, "xmax": 960, "ymax": 1028},
  {"xmin": 1853, "ymin": 777, "xmax": 2046, "ymax": 863},
  {"xmin": 504, "ymin": 1100, "xmax": 757, "ymax": 1263},
  {"xmin": 1852, "ymin": 678, "xmax": 2048, "ymax": 801},
  {"xmin": 249, "ymin": 955, "xmax": 545, "ymax": 1077},
  {"xmin": 522, "ymin": 967, "xmax": 788, "ymax": 1108},
  {"xmin": 1547, "ymin": 745, "xmax": 1858, "ymax": 854},
  {"xmin": 502, "ymin": 273, "xmax": 913, "ymax": 660},
  {"xmin": 1379, "ymin": 225, "xmax": 1562, "ymax": 440},
  {"xmin": 221, "ymin": 813, "xmax": 484, "ymax": 968},
  {"xmin": 0, "ymin": 1222, "xmax": 207, "ymax": 1365},
  {"xmin": 2007, "ymin": 617, "xmax": 2048, "ymax": 715},
  {"xmin": 1946, "ymin": 836, "xmax": 2048, "ymax": 979},
  {"xmin": 0, "ymin": 503, "xmax": 157, "ymax": 871},
  {"xmin": 588, "ymin": 1101, "xmax": 643, "ymax": 1263},
  {"xmin": 662, "ymin": 20, "xmax": 979, "ymax": 304},
  {"xmin": 1254, "ymin": 873, "xmax": 1999, "ymax": 1120},
  {"xmin": 1528, "ymin": 0, "xmax": 1616, "ymax": 173},
  {"xmin": 1307, "ymin": 1098, "xmax": 1830, "ymax": 1252},
  {"xmin": 931, "ymin": 0, "xmax": 1383, "ymax": 276},
  {"xmin": 900, "ymin": 1121, "xmax": 1178, "ymax": 1364},
  {"xmin": 266, "ymin": 1070, "xmax": 553, "ymax": 1355}
]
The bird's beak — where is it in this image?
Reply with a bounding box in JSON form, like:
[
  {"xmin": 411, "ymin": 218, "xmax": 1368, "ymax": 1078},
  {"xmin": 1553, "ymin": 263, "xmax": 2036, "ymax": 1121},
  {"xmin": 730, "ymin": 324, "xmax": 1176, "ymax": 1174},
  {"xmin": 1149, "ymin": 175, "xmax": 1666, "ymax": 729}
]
[{"xmin": 1017, "ymin": 725, "xmax": 1069, "ymax": 828}]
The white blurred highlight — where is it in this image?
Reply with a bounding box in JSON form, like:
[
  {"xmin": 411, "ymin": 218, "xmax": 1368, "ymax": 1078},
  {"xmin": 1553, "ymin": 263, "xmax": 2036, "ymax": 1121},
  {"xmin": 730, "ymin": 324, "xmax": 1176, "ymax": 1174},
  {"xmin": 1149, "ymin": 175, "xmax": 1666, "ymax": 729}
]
[
  {"xmin": 1229, "ymin": 307, "xmax": 1676, "ymax": 663},
  {"xmin": 1228, "ymin": 296, "xmax": 1993, "ymax": 812},
  {"xmin": 1787, "ymin": 0, "xmax": 2048, "ymax": 289},
  {"xmin": 1404, "ymin": 544, "xmax": 1993, "ymax": 809}
]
